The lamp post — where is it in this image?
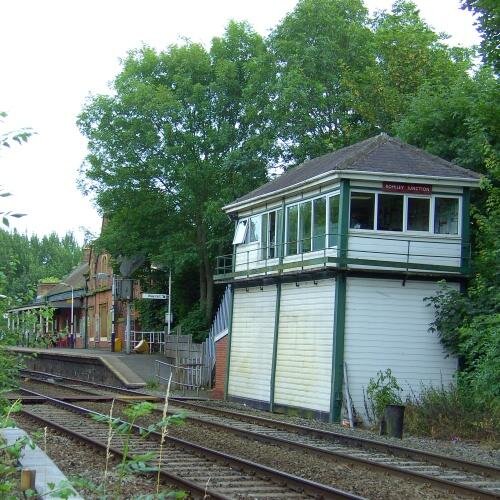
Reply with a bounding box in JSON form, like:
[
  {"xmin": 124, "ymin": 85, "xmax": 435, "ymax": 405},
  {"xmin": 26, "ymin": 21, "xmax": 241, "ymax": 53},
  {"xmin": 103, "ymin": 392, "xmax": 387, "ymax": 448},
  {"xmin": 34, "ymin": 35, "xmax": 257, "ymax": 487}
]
[{"xmin": 60, "ymin": 282, "xmax": 74, "ymax": 348}]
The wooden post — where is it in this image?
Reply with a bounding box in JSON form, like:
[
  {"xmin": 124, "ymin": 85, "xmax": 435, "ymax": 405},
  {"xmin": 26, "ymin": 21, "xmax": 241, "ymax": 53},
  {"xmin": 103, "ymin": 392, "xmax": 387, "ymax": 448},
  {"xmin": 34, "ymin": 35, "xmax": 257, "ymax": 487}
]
[{"xmin": 20, "ymin": 469, "xmax": 36, "ymax": 492}]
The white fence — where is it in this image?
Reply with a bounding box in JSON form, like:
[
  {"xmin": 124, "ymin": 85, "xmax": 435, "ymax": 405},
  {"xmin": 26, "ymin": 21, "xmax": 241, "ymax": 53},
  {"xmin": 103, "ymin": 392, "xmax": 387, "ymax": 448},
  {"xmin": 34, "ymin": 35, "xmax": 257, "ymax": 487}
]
[{"xmin": 131, "ymin": 330, "xmax": 164, "ymax": 353}]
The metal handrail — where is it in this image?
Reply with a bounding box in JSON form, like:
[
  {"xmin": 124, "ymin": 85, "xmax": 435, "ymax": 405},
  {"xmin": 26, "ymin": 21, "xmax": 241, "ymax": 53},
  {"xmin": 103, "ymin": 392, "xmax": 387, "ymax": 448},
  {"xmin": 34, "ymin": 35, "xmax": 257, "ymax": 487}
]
[
  {"xmin": 215, "ymin": 232, "xmax": 469, "ymax": 276},
  {"xmin": 155, "ymin": 359, "xmax": 201, "ymax": 395},
  {"xmin": 131, "ymin": 330, "xmax": 164, "ymax": 353}
]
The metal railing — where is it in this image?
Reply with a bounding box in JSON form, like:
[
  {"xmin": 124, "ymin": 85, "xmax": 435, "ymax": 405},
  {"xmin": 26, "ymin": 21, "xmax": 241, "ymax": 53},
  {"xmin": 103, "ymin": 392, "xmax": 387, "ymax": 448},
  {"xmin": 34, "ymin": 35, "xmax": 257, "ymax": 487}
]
[
  {"xmin": 131, "ymin": 330, "xmax": 164, "ymax": 353},
  {"xmin": 155, "ymin": 358, "xmax": 203, "ymax": 394},
  {"xmin": 215, "ymin": 232, "xmax": 469, "ymax": 277}
]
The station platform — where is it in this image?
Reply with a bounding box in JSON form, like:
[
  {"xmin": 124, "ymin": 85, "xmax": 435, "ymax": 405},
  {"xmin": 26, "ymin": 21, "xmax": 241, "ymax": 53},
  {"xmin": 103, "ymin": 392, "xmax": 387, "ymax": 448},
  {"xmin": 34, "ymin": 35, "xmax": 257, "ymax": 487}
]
[{"xmin": 10, "ymin": 347, "xmax": 170, "ymax": 389}]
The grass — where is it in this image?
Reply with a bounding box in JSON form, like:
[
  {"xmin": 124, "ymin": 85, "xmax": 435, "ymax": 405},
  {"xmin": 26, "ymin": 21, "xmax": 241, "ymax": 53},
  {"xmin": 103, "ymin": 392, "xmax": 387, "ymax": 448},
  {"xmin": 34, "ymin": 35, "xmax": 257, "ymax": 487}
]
[{"xmin": 404, "ymin": 383, "xmax": 499, "ymax": 443}]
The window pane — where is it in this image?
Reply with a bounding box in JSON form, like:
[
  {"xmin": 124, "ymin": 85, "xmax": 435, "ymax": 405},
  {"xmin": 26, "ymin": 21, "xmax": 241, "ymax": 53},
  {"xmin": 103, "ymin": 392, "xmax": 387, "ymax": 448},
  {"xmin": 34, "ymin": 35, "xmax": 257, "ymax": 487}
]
[
  {"xmin": 407, "ymin": 198, "xmax": 430, "ymax": 231},
  {"xmin": 350, "ymin": 192, "xmax": 375, "ymax": 229},
  {"xmin": 286, "ymin": 205, "xmax": 298, "ymax": 255},
  {"xmin": 247, "ymin": 215, "xmax": 261, "ymax": 243},
  {"xmin": 268, "ymin": 211, "xmax": 277, "ymax": 258},
  {"xmin": 299, "ymin": 201, "xmax": 312, "ymax": 253},
  {"xmin": 261, "ymin": 213, "xmax": 268, "ymax": 259},
  {"xmin": 233, "ymin": 220, "xmax": 247, "ymax": 244},
  {"xmin": 434, "ymin": 197, "xmax": 459, "ymax": 234},
  {"xmin": 312, "ymin": 197, "xmax": 326, "ymax": 250},
  {"xmin": 377, "ymin": 194, "xmax": 403, "ymax": 231},
  {"xmin": 329, "ymin": 195, "xmax": 340, "ymax": 246}
]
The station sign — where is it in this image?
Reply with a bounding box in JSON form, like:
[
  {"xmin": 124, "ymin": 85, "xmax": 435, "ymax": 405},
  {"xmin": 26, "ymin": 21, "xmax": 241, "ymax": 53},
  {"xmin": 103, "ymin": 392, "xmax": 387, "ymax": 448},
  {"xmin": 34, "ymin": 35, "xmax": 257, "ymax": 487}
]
[
  {"xmin": 382, "ymin": 182, "xmax": 432, "ymax": 195},
  {"xmin": 141, "ymin": 293, "xmax": 168, "ymax": 300}
]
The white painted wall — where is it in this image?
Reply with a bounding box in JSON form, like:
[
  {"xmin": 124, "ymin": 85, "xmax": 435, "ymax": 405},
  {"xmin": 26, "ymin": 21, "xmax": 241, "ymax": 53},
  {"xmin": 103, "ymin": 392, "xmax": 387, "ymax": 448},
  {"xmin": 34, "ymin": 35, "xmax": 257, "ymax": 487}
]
[
  {"xmin": 274, "ymin": 279, "xmax": 335, "ymax": 412},
  {"xmin": 228, "ymin": 286, "xmax": 277, "ymax": 402},
  {"xmin": 348, "ymin": 233, "xmax": 461, "ymax": 270},
  {"xmin": 344, "ymin": 278, "xmax": 458, "ymax": 422}
]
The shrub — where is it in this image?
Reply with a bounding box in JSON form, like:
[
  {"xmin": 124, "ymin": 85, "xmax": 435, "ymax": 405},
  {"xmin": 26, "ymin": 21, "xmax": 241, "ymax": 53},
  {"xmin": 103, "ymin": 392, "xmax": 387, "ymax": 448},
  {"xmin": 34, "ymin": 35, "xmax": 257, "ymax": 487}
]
[
  {"xmin": 179, "ymin": 306, "xmax": 209, "ymax": 342},
  {"xmin": 366, "ymin": 369, "xmax": 403, "ymax": 423},
  {"xmin": 404, "ymin": 381, "xmax": 499, "ymax": 442}
]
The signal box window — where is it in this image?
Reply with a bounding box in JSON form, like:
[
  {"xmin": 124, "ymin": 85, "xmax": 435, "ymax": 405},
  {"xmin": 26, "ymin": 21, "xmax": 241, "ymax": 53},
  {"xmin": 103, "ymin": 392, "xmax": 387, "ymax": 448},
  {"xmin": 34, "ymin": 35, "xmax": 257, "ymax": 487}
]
[
  {"xmin": 434, "ymin": 197, "xmax": 459, "ymax": 234},
  {"xmin": 407, "ymin": 198, "xmax": 430, "ymax": 231},
  {"xmin": 350, "ymin": 192, "xmax": 375, "ymax": 229},
  {"xmin": 377, "ymin": 194, "xmax": 403, "ymax": 231}
]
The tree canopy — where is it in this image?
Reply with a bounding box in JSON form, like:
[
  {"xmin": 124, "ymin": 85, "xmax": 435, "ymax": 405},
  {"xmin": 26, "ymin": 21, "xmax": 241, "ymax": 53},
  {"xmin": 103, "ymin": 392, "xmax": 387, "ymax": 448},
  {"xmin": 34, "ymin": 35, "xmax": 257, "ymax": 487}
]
[
  {"xmin": 78, "ymin": 0, "xmax": 497, "ymax": 338},
  {"xmin": 0, "ymin": 230, "xmax": 82, "ymax": 303}
]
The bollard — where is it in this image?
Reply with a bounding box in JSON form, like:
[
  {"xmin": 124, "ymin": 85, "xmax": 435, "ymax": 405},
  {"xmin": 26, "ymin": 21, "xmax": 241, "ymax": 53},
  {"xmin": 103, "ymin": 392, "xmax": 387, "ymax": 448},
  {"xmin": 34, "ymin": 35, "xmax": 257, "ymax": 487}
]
[
  {"xmin": 20, "ymin": 468, "xmax": 36, "ymax": 492},
  {"xmin": 383, "ymin": 404, "xmax": 405, "ymax": 439}
]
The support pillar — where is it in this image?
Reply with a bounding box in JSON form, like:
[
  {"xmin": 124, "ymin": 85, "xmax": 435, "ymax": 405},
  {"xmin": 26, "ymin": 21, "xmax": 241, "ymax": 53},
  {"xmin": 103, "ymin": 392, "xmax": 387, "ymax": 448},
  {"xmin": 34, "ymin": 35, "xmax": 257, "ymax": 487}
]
[{"xmin": 330, "ymin": 178, "xmax": 350, "ymax": 422}]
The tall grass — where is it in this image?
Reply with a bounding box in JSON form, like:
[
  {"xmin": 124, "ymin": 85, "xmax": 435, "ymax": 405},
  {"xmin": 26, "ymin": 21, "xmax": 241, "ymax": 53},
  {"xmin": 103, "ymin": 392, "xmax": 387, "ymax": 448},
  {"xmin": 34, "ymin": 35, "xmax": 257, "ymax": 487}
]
[{"xmin": 404, "ymin": 382, "xmax": 499, "ymax": 443}]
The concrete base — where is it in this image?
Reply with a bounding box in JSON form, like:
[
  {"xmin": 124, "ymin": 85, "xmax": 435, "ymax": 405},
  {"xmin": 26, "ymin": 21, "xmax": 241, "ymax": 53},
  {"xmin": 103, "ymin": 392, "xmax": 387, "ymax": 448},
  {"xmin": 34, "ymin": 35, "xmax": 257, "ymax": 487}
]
[
  {"xmin": 1, "ymin": 427, "xmax": 82, "ymax": 499},
  {"xmin": 10, "ymin": 347, "xmax": 148, "ymax": 388}
]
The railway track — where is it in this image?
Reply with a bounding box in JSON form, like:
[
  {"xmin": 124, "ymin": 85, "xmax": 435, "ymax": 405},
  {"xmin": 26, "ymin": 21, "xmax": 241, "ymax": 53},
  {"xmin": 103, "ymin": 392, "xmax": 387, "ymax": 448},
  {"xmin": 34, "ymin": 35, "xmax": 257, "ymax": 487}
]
[
  {"xmin": 19, "ymin": 389, "xmax": 360, "ymax": 499},
  {"xmin": 165, "ymin": 399, "xmax": 500, "ymax": 499},
  {"xmin": 18, "ymin": 370, "xmax": 500, "ymax": 498}
]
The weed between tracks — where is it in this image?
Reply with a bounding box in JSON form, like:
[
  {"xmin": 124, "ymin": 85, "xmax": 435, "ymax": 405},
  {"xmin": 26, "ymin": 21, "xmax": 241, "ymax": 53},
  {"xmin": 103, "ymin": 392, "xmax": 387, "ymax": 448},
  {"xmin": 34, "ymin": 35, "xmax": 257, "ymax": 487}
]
[
  {"xmin": 3, "ymin": 375, "xmax": 189, "ymax": 499},
  {"xmin": 74, "ymin": 372, "xmax": 187, "ymax": 498}
]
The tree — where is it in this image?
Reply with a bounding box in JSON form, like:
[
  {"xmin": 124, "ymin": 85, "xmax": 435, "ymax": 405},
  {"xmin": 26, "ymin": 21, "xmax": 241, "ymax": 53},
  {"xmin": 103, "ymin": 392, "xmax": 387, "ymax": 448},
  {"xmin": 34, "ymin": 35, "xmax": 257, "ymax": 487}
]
[
  {"xmin": 266, "ymin": 0, "xmax": 377, "ymax": 165},
  {"xmin": 371, "ymin": 0, "xmax": 473, "ymax": 132},
  {"xmin": 395, "ymin": 65, "xmax": 499, "ymax": 172},
  {"xmin": 0, "ymin": 112, "xmax": 32, "ymax": 226},
  {"xmin": 79, "ymin": 22, "xmax": 270, "ymax": 324},
  {"xmin": 462, "ymin": 0, "xmax": 500, "ymax": 72},
  {"xmin": 0, "ymin": 229, "xmax": 82, "ymax": 304},
  {"xmin": 263, "ymin": 0, "xmax": 472, "ymax": 166}
]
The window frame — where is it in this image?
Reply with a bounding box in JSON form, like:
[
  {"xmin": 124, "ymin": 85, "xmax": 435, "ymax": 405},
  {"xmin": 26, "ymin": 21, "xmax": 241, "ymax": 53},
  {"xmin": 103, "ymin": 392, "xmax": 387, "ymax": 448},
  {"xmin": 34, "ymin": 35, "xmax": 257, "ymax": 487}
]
[
  {"xmin": 232, "ymin": 219, "xmax": 248, "ymax": 245},
  {"xmin": 349, "ymin": 190, "xmax": 462, "ymax": 237},
  {"xmin": 432, "ymin": 195, "xmax": 461, "ymax": 236},
  {"xmin": 285, "ymin": 192, "xmax": 335, "ymax": 255},
  {"xmin": 261, "ymin": 208, "xmax": 282, "ymax": 259}
]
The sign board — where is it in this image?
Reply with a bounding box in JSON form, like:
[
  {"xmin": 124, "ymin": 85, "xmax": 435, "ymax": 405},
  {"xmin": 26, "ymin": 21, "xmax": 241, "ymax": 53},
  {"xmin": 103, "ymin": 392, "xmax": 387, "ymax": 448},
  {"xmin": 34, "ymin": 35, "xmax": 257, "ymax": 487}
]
[
  {"xmin": 141, "ymin": 293, "xmax": 168, "ymax": 300},
  {"xmin": 115, "ymin": 278, "xmax": 134, "ymax": 300},
  {"xmin": 165, "ymin": 312, "xmax": 173, "ymax": 324},
  {"xmin": 382, "ymin": 182, "xmax": 432, "ymax": 195}
]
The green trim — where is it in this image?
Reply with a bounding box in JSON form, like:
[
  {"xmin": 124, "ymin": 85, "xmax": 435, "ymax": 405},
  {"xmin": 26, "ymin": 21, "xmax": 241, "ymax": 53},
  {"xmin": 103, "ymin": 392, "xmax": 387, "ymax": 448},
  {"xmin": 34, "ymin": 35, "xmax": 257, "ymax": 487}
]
[
  {"xmin": 330, "ymin": 272, "xmax": 346, "ymax": 422},
  {"xmin": 223, "ymin": 285, "xmax": 235, "ymax": 400},
  {"xmin": 343, "ymin": 257, "xmax": 461, "ymax": 273},
  {"xmin": 232, "ymin": 221, "xmax": 238, "ymax": 273},
  {"xmin": 269, "ymin": 283, "xmax": 282, "ymax": 412},
  {"xmin": 338, "ymin": 179, "xmax": 350, "ymax": 267},
  {"xmin": 330, "ymin": 179, "xmax": 350, "ymax": 423},
  {"xmin": 278, "ymin": 198, "xmax": 286, "ymax": 264},
  {"xmin": 460, "ymin": 187, "xmax": 471, "ymax": 274}
]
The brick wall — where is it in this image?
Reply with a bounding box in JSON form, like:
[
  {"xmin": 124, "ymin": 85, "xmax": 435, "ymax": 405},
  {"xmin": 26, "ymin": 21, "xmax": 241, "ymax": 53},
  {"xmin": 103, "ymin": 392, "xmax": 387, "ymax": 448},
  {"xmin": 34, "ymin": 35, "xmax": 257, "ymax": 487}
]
[{"xmin": 212, "ymin": 335, "xmax": 228, "ymax": 399}]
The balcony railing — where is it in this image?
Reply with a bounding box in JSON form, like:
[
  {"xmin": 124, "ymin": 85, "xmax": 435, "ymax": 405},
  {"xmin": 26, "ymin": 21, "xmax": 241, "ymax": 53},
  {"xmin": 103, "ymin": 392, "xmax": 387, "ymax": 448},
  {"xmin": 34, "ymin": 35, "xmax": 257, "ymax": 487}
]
[{"xmin": 215, "ymin": 232, "xmax": 469, "ymax": 279}]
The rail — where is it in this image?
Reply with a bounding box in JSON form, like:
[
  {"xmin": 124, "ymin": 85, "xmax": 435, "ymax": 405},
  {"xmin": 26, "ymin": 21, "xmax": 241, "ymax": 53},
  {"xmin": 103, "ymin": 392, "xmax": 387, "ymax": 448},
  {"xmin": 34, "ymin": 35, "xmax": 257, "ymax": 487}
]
[
  {"xmin": 215, "ymin": 232, "xmax": 470, "ymax": 278},
  {"xmin": 21, "ymin": 390, "xmax": 360, "ymax": 499}
]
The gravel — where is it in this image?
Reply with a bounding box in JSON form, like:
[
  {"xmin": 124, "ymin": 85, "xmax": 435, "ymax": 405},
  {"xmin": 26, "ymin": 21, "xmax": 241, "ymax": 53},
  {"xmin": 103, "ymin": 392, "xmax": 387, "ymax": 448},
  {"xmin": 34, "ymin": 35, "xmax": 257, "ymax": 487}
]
[
  {"xmin": 82, "ymin": 400, "xmax": 467, "ymax": 500},
  {"xmin": 13, "ymin": 413, "xmax": 184, "ymax": 499}
]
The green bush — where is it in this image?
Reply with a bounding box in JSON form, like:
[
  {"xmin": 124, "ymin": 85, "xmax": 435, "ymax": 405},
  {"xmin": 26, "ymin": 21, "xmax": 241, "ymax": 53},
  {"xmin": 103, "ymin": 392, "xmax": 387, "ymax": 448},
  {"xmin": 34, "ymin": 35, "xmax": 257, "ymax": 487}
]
[
  {"xmin": 405, "ymin": 381, "xmax": 499, "ymax": 442},
  {"xmin": 179, "ymin": 305, "xmax": 209, "ymax": 342},
  {"xmin": 366, "ymin": 369, "xmax": 403, "ymax": 422}
]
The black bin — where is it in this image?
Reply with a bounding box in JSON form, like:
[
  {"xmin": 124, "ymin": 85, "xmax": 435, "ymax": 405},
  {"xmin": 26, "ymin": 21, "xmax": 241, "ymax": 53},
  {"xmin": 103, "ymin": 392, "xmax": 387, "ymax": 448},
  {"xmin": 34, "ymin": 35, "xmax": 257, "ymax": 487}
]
[{"xmin": 383, "ymin": 404, "xmax": 405, "ymax": 439}]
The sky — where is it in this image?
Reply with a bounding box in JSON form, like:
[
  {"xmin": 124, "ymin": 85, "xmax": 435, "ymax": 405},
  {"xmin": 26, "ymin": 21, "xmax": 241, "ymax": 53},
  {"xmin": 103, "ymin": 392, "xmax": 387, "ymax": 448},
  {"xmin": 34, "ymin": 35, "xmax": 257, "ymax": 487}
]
[{"xmin": 0, "ymin": 0, "xmax": 480, "ymax": 244}]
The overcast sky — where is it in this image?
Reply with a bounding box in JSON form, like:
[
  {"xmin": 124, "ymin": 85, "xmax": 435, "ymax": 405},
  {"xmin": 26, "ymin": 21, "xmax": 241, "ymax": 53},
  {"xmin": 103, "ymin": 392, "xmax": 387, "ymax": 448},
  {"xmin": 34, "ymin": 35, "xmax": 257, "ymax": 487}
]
[{"xmin": 0, "ymin": 0, "xmax": 480, "ymax": 243}]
